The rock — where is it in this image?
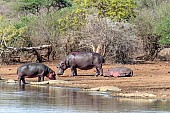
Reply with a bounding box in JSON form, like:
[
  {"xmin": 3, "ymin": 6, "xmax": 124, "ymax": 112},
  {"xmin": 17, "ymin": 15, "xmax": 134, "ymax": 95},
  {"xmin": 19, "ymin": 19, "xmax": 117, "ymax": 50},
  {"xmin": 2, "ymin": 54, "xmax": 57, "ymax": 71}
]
[
  {"xmin": 0, "ymin": 76, "xmax": 5, "ymax": 80},
  {"xmin": 30, "ymin": 81, "xmax": 49, "ymax": 85},
  {"xmin": 90, "ymin": 87, "xmax": 100, "ymax": 91},
  {"xmin": 30, "ymin": 80, "xmax": 72, "ymax": 85},
  {"xmin": 82, "ymin": 86, "xmax": 121, "ymax": 92},
  {"xmin": 48, "ymin": 80, "xmax": 71, "ymax": 84},
  {"xmin": 116, "ymin": 92, "xmax": 157, "ymax": 98},
  {"xmin": 158, "ymin": 48, "xmax": 170, "ymax": 61},
  {"xmin": 6, "ymin": 79, "xmax": 17, "ymax": 83},
  {"xmin": 98, "ymin": 86, "xmax": 122, "ymax": 92}
]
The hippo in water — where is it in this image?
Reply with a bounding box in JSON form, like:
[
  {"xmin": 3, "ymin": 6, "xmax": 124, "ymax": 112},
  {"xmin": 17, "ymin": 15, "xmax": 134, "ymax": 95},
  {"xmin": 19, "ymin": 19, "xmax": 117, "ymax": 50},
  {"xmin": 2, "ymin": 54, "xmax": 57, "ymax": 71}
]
[
  {"xmin": 57, "ymin": 52, "xmax": 105, "ymax": 76},
  {"xmin": 17, "ymin": 63, "xmax": 56, "ymax": 84},
  {"xmin": 104, "ymin": 67, "xmax": 133, "ymax": 77}
]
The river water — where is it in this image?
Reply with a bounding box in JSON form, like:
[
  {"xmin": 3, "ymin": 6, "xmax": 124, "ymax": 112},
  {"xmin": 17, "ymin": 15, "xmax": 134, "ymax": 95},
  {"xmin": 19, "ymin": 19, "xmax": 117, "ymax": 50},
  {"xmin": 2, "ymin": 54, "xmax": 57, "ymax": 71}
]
[{"xmin": 0, "ymin": 82, "xmax": 170, "ymax": 113}]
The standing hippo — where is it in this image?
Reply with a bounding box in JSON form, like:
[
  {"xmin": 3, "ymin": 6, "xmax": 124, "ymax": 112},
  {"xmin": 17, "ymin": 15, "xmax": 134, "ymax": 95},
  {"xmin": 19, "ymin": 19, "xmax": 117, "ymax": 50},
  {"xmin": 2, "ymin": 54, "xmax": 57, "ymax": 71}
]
[
  {"xmin": 17, "ymin": 63, "xmax": 56, "ymax": 84},
  {"xmin": 57, "ymin": 52, "xmax": 105, "ymax": 76},
  {"xmin": 104, "ymin": 67, "xmax": 133, "ymax": 77}
]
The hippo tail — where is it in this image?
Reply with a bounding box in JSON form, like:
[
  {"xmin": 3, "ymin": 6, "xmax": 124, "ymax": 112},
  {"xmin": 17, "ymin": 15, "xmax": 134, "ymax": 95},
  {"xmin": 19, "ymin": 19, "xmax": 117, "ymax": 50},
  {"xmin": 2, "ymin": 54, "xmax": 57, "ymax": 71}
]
[{"xmin": 101, "ymin": 56, "xmax": 105, "ymax": 63}]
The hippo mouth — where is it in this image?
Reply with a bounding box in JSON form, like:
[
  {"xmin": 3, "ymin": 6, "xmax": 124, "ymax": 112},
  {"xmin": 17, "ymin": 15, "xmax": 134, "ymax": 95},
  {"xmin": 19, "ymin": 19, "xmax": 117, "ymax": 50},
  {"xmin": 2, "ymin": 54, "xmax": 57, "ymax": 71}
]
[
  {"xmin": 57, "ymin": 73, "xmax": 63, "ymax": 75},
  {"xmin": 57, "ymin": 69, "xmax": 64, "ymax": 75},
  {"xmin": 48, "ymin": 74, "xmax": 56, "ymax": 80},
  {"xmin": 50, "ymin": 76, "xmax": 56, "ymax": 80}
]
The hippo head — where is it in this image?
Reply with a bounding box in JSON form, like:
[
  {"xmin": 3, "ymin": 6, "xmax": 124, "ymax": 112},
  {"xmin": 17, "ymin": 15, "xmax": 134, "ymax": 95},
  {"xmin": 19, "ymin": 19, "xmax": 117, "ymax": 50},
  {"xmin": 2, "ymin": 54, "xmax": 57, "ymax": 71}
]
[
  {"xmin": 47, "ymin": 69, "xmax": 56, "ymax": 80},
  {"xmin": 57, "ymin": 61, "xmax": 67, "ymax": 75},
  {"xmin": 103, "ymin": 69, "xmax": 110, "ymax": 77}
]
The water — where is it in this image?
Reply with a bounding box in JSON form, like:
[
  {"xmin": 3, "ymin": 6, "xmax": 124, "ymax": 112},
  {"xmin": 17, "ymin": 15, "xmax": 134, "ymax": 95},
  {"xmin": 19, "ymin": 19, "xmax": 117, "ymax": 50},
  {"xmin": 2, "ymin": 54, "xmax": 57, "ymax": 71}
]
[{"xmin": 0, "ymin": 82, "xmax": 170, "ymax": 113}]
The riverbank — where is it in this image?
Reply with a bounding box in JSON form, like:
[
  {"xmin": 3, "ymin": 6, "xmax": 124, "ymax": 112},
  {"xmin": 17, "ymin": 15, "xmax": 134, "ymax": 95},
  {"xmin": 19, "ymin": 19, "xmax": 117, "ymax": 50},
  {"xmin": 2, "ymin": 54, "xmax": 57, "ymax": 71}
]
[{"xmin": 1, "ymin": 61, "xmax": 170, "ymax": 99}]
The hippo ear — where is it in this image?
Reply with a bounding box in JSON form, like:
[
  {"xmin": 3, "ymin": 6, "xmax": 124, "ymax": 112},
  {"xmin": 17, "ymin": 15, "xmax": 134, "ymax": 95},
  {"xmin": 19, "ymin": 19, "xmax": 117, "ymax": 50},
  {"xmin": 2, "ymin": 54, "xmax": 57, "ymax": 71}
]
[
  {"xmin": 49, "ymin": 69, "xmax": 53, "ymax": 73},
  {"xmin": 50, "ymin": 70, "xmax": 54, "ymax": 74},
  {"xmin": 62, "ymin": 61, "xmax": 67, "ymax": 68}
]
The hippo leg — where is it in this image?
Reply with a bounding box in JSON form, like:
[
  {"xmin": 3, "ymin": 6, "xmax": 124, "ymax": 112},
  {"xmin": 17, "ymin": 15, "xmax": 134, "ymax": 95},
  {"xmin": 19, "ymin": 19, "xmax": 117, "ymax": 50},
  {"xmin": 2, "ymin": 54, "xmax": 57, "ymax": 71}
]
[
  {"xmin": 95, "ymin": 64, "xmax": 103, "ymax": 76},
  {"xmin": 18, "ymin": 76, "xmax": 27, "ymax": 84},
  {"xmin": 127, "ymin": 71, "xmax": 133, "ymax": 77},
  {"xmin": 38, "ymin": 76, "xmax": 41, "ymax": 82},
  {"xmin": 38, "ymin": 76, "xmax": 44, "ymax": 82},
  {"xmin": 70, "ymin": 67, "xmax": 77, "ymax": 76},
  {"xmin": 18, "ymin": 76, "xmax": 22, "ymax": 84},
  {"xmin": 130, "ymin": 71, "xmax": 133, "ymax": 77},
  {"xmin": 22, "ymin": 78, "xmax": 27, "ymax": 84},
  {"xmin": 42, "ymin": 76, "xmax": 45, "ymax": 81},
  {"xmin": 95, "ymin": 67, "xmax": 103, "ymax": 76},
  {"xmin": 95, "ymin": 68, "xmax": 99, "ymax": 76},
  {"xmin": 100, "ymin": 68, "xmax": 103, "ymax": 76},
  {"xmin": 74, "ymin": 69, "xmax": 77, "ymax": 76}
]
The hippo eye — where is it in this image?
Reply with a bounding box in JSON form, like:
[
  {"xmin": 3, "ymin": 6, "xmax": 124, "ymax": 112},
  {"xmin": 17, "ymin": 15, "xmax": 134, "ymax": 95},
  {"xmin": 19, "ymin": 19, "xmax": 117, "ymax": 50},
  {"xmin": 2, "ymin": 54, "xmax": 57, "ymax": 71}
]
[{"xmin": 61, "ymin": 62, "xmax": 64, "ymax": 65}]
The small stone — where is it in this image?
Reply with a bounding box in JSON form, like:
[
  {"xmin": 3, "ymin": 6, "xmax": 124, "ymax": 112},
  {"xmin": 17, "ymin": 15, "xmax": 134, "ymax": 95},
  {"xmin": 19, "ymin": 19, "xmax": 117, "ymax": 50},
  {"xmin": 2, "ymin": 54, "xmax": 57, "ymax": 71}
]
[
  {"xmin": 99, "ymin": 86, "xmax": 122, "ymax": 92},
  {"xmin": 0, "ymin": 76, "xmax": 5, "ymax": 80},
  {"xmin": 161, "ymin": 95, "xmax": 167, "ymax": 97},
  {"xmin": 30, "ymin": 81, "xmax": 49, "ymax": 85},
  {"xmin": 117, "ymin": 92, "xmax": 156, "ymax": 98},
  {"xmin": 48, "ymin": 80, "xmax": 71, "ymax": 84},
  {"xmin": 6, "ymin": 79, "xmax": 17, "ymax": 83},
  {"xmin": 89, "ymin": 86, "xmax": 121, "ymax": 92},
  {"xmin": 90, "ymin": 87, "xmax": 100, "ymax": 91}
]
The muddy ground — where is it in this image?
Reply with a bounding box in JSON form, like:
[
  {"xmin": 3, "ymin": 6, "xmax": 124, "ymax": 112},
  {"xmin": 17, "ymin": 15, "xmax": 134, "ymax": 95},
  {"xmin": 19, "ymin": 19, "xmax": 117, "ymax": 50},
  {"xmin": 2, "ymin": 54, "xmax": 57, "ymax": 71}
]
[{"xmin": 1, "ymin": 61, "xmax": 170, "ymax": 98}]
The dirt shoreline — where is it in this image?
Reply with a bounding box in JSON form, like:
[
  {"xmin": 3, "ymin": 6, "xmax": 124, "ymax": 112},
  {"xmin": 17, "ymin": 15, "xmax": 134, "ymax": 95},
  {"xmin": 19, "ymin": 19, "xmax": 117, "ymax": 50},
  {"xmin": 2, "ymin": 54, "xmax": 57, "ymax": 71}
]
[{"xmin": 1, "ymin": 61, "xmax": 170, "ymax": 99}]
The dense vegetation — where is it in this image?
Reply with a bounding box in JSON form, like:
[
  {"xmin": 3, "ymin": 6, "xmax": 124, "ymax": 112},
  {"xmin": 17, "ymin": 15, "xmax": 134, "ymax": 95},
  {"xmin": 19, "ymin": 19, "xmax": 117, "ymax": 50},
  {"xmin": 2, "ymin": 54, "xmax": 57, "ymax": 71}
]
[{"xmin": 0, "ymin": 0, "xmax": 170, "ymax": 64}]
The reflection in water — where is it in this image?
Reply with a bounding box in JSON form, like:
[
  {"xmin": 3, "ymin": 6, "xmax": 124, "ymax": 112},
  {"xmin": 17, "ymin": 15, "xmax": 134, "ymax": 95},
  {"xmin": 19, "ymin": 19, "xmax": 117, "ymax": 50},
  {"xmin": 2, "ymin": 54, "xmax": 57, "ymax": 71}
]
[{"xmin": 0, "ymin": 82, "xmax": 170, "ymax": 113}]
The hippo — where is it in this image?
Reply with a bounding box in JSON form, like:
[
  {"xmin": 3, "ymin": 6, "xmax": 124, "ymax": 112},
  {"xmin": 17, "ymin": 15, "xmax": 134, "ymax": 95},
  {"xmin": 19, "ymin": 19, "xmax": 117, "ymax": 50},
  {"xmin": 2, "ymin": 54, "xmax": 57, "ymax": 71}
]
[
  {"xmin": 17, "ymin": 63, "xmax": 56, "ymax": 84},
  {"xmin": 57, "ymin": 52, "xmax": 105, "ymax": 76},
  {"xmin": 104, "ymin": 67, "xmax": 133, "ymax": 77}
]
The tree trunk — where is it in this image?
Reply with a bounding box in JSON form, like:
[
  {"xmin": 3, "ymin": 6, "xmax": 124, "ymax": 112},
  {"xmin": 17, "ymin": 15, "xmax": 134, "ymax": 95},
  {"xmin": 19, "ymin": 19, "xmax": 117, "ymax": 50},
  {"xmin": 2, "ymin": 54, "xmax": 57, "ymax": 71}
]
[
  {"xmin": 0, "ymin": 45, "xmax": 52, "ymax": 64},
  {"xmin": 91, "ymin": 43, "xmax": 105, "ymax": 55}
]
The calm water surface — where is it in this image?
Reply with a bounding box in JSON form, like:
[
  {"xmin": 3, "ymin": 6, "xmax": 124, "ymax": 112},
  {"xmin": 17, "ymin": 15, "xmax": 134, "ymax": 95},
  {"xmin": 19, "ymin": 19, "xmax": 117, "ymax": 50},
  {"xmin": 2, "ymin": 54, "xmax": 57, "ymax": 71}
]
[{"xmin": 0, "ymin": 82, "xmax": 170, "ymax": 113}]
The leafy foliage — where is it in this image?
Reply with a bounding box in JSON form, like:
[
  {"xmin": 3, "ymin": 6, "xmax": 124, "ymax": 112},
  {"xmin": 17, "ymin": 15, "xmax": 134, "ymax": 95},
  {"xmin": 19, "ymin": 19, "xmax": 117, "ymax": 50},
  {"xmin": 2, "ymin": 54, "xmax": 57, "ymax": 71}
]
[
  {"xmin": 14, "ymin": 16, "xmax": 30, "ymax": 29},
  {"xmin": 73, "ymin": 0, "xmax": 136, "ymax": 21},
  {"xmin": 135, "ymin": 1, "xmax": 170, "ymax": 36},
  {"xmin": 15, "ymin": 0, "xmax": 72, "ymax": 14},
  {"xmin": 0, "ymin": 15, "xmax": 28, "ymax": 48},
  {"xmin": 1, "ymin": 0, "xmax": 170, "ymax": 63},
  {"xmin": 57, "ymin": 7, "xmax": 86, "ymax": 33},
  {"xmin": 156, "ymin": 17, "xmax": 170, "ymax": 44},
  {"xmin": 132, "ymin": 1, "xmax": 170, "ymax": 60},
  {"xmin": 55, "ymin": 0, "xmax": 137, "ymax": 42}
]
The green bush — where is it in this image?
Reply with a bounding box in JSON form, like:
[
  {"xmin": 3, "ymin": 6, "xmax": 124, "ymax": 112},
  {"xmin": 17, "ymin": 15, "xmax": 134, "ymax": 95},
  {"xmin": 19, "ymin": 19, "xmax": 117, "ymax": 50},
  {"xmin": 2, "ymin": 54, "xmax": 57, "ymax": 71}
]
[{"xmin": 156, "ymin": 17, "xmax": 170, "ymax": 44}]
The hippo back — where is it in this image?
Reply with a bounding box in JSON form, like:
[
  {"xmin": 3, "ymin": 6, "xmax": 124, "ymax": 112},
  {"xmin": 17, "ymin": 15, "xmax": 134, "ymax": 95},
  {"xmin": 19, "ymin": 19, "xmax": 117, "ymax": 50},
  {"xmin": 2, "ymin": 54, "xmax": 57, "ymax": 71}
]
[
  {"xmin": 17, "ymin": 63, "xmax": 49, "ymax": 76},
  {"xmin": 65, "ymin": 52, "xmax": 104, "ymax": 69},
  {"xmin": 105, "ymin": 67, "xmax": 133, "ymax": 77}
]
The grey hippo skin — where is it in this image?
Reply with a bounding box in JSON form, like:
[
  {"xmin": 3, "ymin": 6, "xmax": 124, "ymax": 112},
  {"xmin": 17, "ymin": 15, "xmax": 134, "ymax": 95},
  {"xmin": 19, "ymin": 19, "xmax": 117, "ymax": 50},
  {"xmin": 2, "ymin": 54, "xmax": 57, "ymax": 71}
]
[
  {"xmin": 17, "ymin": 63, "xmax": 56, "ymax": 84},
  {"xmin": 104, "ymin": 67, "xmax": 133, "ymax": 77},
  {"xmin": 57, "ymin": 52, "xmax": 105, "ymax": 76}
]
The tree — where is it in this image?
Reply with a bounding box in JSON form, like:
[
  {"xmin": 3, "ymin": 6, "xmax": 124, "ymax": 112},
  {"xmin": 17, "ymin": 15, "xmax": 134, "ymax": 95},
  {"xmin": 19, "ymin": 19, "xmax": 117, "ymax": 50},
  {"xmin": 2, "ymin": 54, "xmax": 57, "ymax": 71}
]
[
  {"xmin": 73, "ymin": 0, "xmax": 136, "ymax": 21},
  {"xmin": 155, "ymin": 17, "xmax": 170, "ymax": 44},
  {"xmin": 132, "ymin": 1, "xmax": 170, "ymax": 60},
  {"xmin": 78, "ymin": 16, "xmax": 140, "ymax": 63},
  {"xmin": 15, "ymin": 0, "xmax": 72, "ymax": 15},
  {"xmin": 0, "ymin": 15, "xmax": 27, "ymax": 48},
  {"xmin": 53, "ymin": 0, "xmax": 137, "ymax": 55},
  {"xmin": 154, "ymin": 3, "xmax": 170, "ymax": 45}
]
